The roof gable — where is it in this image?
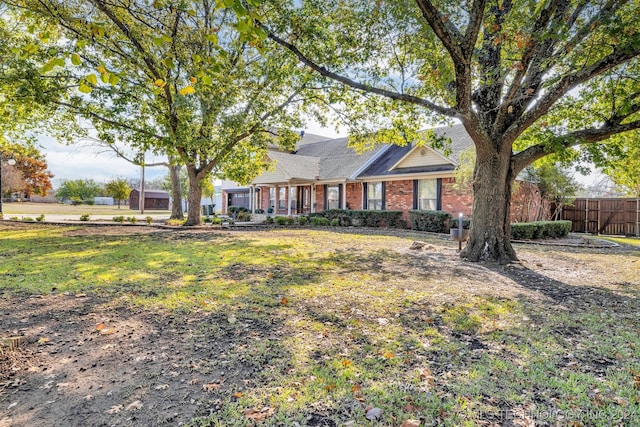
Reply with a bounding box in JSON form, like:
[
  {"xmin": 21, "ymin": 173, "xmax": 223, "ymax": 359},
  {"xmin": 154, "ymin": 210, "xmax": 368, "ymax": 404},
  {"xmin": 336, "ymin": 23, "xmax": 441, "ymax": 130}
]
[{"xmin": 390, "ymin": 145, "xmax": 453, "ymax": 170}]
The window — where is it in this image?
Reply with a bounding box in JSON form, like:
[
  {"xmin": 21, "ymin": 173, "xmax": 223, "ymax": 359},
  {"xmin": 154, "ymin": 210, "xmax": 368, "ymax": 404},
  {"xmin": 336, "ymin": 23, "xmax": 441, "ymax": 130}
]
[
  {"xmin": 366, "ymin": 182, "xmax": 384, "ymax": 210},
  {"xmin": 417, "ymin": 179, "xmax": 438, "ymax": 210},
  {"xmin": 269, "ymin": 188, "xmax": 275, "ymax": 211},
  {"xmin": 290, "ymin": 187, "xmax": 297, "ymax": 210},
  {"xmin": 278, "ymin": 187, "xmax": 286, "ymax": 210},
  {"xmin": 326, "ymin": 185, "xmax": 340, "ymax": 209}
]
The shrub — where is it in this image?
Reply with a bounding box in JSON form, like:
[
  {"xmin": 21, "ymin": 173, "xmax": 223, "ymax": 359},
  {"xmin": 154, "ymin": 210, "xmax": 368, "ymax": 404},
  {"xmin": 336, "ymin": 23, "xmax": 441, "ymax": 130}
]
[
  {"xmin": 228, "ymin": 205, "xmax": 249, "ymax": 214},
  {"xmin": 311, "ymin": 216, "xmax": 330, "ymax": 226},
  {"xmin": 510, "ymin": 223, "xmax": 537, "ymax": 240},
  {"xmin": 113, "ymin": 216, "xmax": 125, "ymax": 223},
  {"xmin": 9, "ymin": 216, "xmax": 18, "ymax": 221},
  {"xmin": 286, "ymin": 216, "xmax": 295, "ymax": 225},
  {"xmin": 22, "ymin": 216, "xmax": 35, "ymax": 222},
  {"xmin": 330, "ymin": 218, "xmax": 340, "ymax": 226},
  {"xmin": 265, "ymin": 216, "xmax": 274, "ymax": 224},
  {"xmin": 127, "ymin": 216, "xmax": 137, "ymax": 224},
  {"xmin": 236, "ymin": 211, "xmax": 251, "ymax": 222},
  {"xmin": 297, "ymin": 216, "xmax": 308, "ymax": 226},
  {"xmin": 210, "ymin": 216, "xmax": 222, "ymax": 225},
  {"xmin": 510, "ymin": 221, "xmax": 571, "ymax": 240},
  {"xmin": 275, "ymin": 216, "xmax": 289, "ymax": 226},
  {"xmin": 350, "ymin": 210, "xmax": 405, "ymax": 228},
  {"xmin": 79, "ymin": 213, "xmax": 90, "ymax": 222},
  {"xmin": 145, "ymin": 216, "xmax": 153, "ymax": 225},
  {"xmin": 35, "ymin": 214, "xmax": 45, "ymax": 222},
  {"xmin": 408, "ymin": 210, "xmax": 452, "ymax": 233},
  {"xmin": 84, "ymin": 200, "xmax": 95, "ymax": 205}
]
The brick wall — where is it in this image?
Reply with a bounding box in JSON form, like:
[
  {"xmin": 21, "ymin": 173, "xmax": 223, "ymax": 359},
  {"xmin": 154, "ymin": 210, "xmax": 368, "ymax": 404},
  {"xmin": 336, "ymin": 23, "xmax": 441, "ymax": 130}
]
[
  {"xmin": 345, "ymin": 182, "xmax": 363, "ymax": 210},
  {"xmin": 384, "ymin": 180, "xmax": 414, "ymax": 219},
  {"xmin": 441, "ymin": 178, "xmax": 474, "ymax": 217},
  {"xmin": 314, "ymin": 185, "xmax": 325, "ymax": 212}
]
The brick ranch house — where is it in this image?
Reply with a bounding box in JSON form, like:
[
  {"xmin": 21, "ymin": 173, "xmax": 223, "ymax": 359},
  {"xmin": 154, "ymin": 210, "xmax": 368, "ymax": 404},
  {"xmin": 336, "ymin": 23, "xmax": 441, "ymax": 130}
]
[{"xmin": 221, "ymin": 124, "xmax": 547, "ymax": 223}]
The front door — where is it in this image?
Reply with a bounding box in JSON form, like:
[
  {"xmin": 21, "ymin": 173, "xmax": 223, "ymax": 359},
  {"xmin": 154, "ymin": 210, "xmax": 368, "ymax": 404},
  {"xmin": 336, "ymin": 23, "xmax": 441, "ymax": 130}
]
[{"xmin": 296, "ymin": 186, "xmax": 311, "ymax": 214}]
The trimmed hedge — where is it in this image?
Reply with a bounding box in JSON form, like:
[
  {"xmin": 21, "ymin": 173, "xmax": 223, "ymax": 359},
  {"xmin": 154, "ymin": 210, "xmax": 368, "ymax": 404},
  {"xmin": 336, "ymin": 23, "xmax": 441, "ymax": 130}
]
[
  {"xmin": 408, "ymin": 210, "xmax": 452, "ymax": 233},
  {"xmin": 309, "ymin": 209, "xmax": 405, "ymax": 228},
  {"xmin": 511, "ymin": 220, "xmax": 571, "ymax": 240}
]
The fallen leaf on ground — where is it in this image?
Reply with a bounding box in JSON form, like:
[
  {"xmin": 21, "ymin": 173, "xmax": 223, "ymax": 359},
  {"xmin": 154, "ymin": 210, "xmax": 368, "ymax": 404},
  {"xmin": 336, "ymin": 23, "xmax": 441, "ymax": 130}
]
[
  {"xmin": 100, "ymin": 328, "xmax": 116, "ymax": 335},
  {"xmin": 95, "ymin": 323, "xmax": 106, "ymax": 331},
  {"xmin": 401, "ymin": 420, "xmax": 420, "ymax": 427},
  {"xmin": 155, "ymin": 384, "xmax": 169, "ymax": 390},
  {"xmin": 244, "ymin": 407, "xmax": 275, "ymax": 421},
  {"xmin": 125, "ymin": 400, "xmax": 143, "ymax": 411},
  {"xmin": 233, "ymin": 392, "xmax": 243, "ymax": 398},
  {"xmin": 365, "ymin": 407, "xmax": 382, "ymax": 420},
  {"xmin": 37, "ymin": 337, "xmax": 49, "ymax": 344},
  {"xmin": 106, "ymin": 405, "xmax": 123, "ymax": 414},
  {"xmin": 280, "ymin": 297, "xmax": 288, "ymax": 305},
  {"xmin": 202, "ymin": 382, "xmax": 222, "ymax": 392}
]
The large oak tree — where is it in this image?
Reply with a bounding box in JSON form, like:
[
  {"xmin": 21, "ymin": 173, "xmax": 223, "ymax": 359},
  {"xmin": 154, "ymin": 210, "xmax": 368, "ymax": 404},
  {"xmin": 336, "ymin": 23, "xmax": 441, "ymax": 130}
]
[
  {"xmin": 258, "ymin": 0, "xmax": 640, "ymax": 263},
  {"xmin": 8, "ymin": 0, "xmax": 319, "ymax": 225}
]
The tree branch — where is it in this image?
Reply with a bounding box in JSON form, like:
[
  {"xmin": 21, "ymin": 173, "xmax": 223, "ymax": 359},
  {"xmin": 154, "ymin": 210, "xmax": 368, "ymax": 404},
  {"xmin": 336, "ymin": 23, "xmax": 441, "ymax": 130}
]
[
  {"xmin": 261, "ymin": 24, "xmax": 456, "ymax": 118},
  {"xmin": 512, "ymin": 119, "xmax": 640, "ymax": 174}
]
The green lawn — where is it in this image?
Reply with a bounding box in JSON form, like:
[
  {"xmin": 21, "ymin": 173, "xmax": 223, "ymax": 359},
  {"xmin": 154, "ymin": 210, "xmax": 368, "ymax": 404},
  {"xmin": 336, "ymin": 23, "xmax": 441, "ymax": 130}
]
[{"xmin": 1, "ymin": 223, "xmax": 639, "ymax": 426}]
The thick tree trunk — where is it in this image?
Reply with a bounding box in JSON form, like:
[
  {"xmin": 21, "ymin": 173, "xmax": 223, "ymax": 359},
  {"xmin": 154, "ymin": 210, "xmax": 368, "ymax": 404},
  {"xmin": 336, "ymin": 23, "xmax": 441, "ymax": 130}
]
[
  {"xmin": 185, "ymin": 166, "xmax": 203, "ymax": 226},
  {"xmin": 168, "ymin": 164, "xmax": 183, "ymax": 220},
  {"xmin": 460, "ymin": 146, "xmax": 517, "ymax": 264}
]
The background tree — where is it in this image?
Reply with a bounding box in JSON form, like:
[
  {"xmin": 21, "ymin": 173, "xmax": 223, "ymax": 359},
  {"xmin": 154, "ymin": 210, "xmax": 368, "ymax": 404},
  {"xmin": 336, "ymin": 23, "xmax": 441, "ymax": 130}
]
[
  {"xmin": 258, "ymin": 0, "xmax": 640, "ymax": 263},
  {"xmin": 599, "ymin": 131, "xmax": 640, "ymax": 197},
  {"xmin": 9, "ymin": 0, "xmax": 320, "ymax": 225},
  {"xmin": 0, "ymin": 143, "xmax": 54, "ymax": 199},
  {"xmin": 522, "ymin": 163, "xmax": 583, "ymax": 221},
  {"xmin": 55, "ymin": 179, "xmax": 101, "ymax": 204},
  {"xmin": 104, "ymin": 178, "xmax": 131, "ymax": 208}
]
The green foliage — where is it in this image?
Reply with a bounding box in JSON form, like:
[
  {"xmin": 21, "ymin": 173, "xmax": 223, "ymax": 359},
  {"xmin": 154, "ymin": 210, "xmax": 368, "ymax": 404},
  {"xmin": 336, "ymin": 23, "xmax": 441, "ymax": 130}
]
[
  {"xmin": 55, "ymin": 179, "xmax": 101, "ymax": 203},
  {"xmin": 408, "ymin": 210, "xmax": 452, "ymax": 233},
  {"xmin": 127, "ymin": 216, "xmax": 137, "ymax": 224},
  {"xmin": 145, "ymin": 216, "xmax": 153, "ymax": 225},
  {"xmin": 297, "ymin": 215, "xmax": 308, "ymax": 226},
  {"xmin": 349, "ymin": 210, "xmax": 405, "ymax": 228},
  {"xmin": 452, "ymin": 148, "xmax": 475, "ymax": 191},
  {"xmin": 265, "ymin": 216, "xmax": 274, "ymax": 224},
  {"xmin": 112, "ymin": 216, "xmax": 125, "ymax": 224},
  {"xmin": 310, "ymin": 209, "xmax": 405, "ymax": 228},
  {"xmin": 329, "ymin": 218, "xmax": 340, "ymax": 226},
  {"xmin": 599, "ymin": 131, "xmax": 640, "ymax": 197},
  {"xmin": 79, "ymin": 213, "xmax": 90, "ymax": 222},
  {"xmin": 274, "ymin": 216, "xmax": 289, "ymax": 226},
  {"xmin": 522, "ymin": 164, "xmax": 583, "ymax": 220},
  {"xmin": 310, "ymin": 216, "xmax": 330, "ymax": 226},
  {"xmin": 35, "ymin": 214, "xmax": 45, "ymax": 222},
  {"xmin": 236, "ymin": 211, "xmax": 251, "ymax": 222},
  {"xmin": 511, "ymin": 221, "xmax": 572, "ymax": 240},
  {"xmin": 104, "ymin": 178, "xmax": 131, "ymax": 207},
  {"xmin": 210, "ymin": 216, "xmax": 223, "ymax": 225},
  {"xmin": 21, "ymin": 216, "xmax": 35, "ymax": 222},
  {"xmin": 165, "ymin": 218, "xmax": 187, "ymax": 226}
]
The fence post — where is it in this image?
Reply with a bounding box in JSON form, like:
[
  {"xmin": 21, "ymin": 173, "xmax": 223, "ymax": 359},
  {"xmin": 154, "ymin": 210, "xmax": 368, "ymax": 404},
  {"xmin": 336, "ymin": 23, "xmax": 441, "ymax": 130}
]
[
  {"xmin": 597, "ymin": 199, "xmax": 601, "ymax": 235},
  {"xmin": 636, "ymin": 199, "xmax": 639, "ymax": 237},
  {"xmin": 585, "ymin": 199, "xmax": 589, "ymax": 233}
]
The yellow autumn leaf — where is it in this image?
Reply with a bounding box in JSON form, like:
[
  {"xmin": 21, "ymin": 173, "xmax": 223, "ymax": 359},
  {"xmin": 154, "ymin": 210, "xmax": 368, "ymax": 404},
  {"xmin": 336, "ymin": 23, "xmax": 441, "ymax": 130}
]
[
  {"xmin": 179, "ymin": 85, "xmax": 195, "ymax": 95},
  {"xmin": 189, "ymin": 76, "xmax": 197, "ymax": 84},
  {"xmin": 154, "ymin": 79, "xmax": 166, "ymax": 88},
  {"xmin": 97, "ymin": 66, "xmax": 107, "ymax": 74}
]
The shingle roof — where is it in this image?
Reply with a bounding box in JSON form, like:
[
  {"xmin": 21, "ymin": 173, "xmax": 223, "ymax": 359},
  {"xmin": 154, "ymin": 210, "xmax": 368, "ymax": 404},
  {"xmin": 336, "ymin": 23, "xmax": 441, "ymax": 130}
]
[
  {"xmin": 268, "ymin": 150, "xmax": 320, "ymax": 180},
  {"xmin": 256, "ymin": 124, "xmax": 475, "ymax": 182},
  {"xmin": 294, "ymin": 137, "xmax": 384, "ymax": 180}
]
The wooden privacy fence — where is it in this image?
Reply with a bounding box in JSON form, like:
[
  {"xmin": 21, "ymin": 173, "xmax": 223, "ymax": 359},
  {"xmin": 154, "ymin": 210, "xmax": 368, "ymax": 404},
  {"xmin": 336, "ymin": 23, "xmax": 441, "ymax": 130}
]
[{"xmin": 560, "ymin": 198, "xmax": 640, "ymax": 236}]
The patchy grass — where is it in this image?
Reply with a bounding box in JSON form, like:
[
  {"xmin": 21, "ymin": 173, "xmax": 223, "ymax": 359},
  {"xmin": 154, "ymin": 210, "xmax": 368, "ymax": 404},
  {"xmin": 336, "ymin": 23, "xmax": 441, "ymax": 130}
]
[
  {"xmin": 600, "ymin": 235, "xmax": 640, "ymax": 248},
  {"xmin": 1, "ymin": 223, "xmax": 639, "ymax": 426}
]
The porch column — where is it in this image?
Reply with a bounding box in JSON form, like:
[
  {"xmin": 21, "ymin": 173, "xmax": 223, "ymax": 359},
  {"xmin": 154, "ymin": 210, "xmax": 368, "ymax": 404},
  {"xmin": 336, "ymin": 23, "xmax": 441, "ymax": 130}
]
[
  {"xmin": 250, "ymin": 185, "xmax": 255, "ymax": 214},
  {"xmin": 343, "ymin": 180, "xmax": 348, "ymax": 210},
  {"xmin": 287, "ymin": 183, "xmax": 292, "ymax": 216},
  {"xmin": 311, "ymin": 185, "xmax": 316, "ymax": 213}
]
